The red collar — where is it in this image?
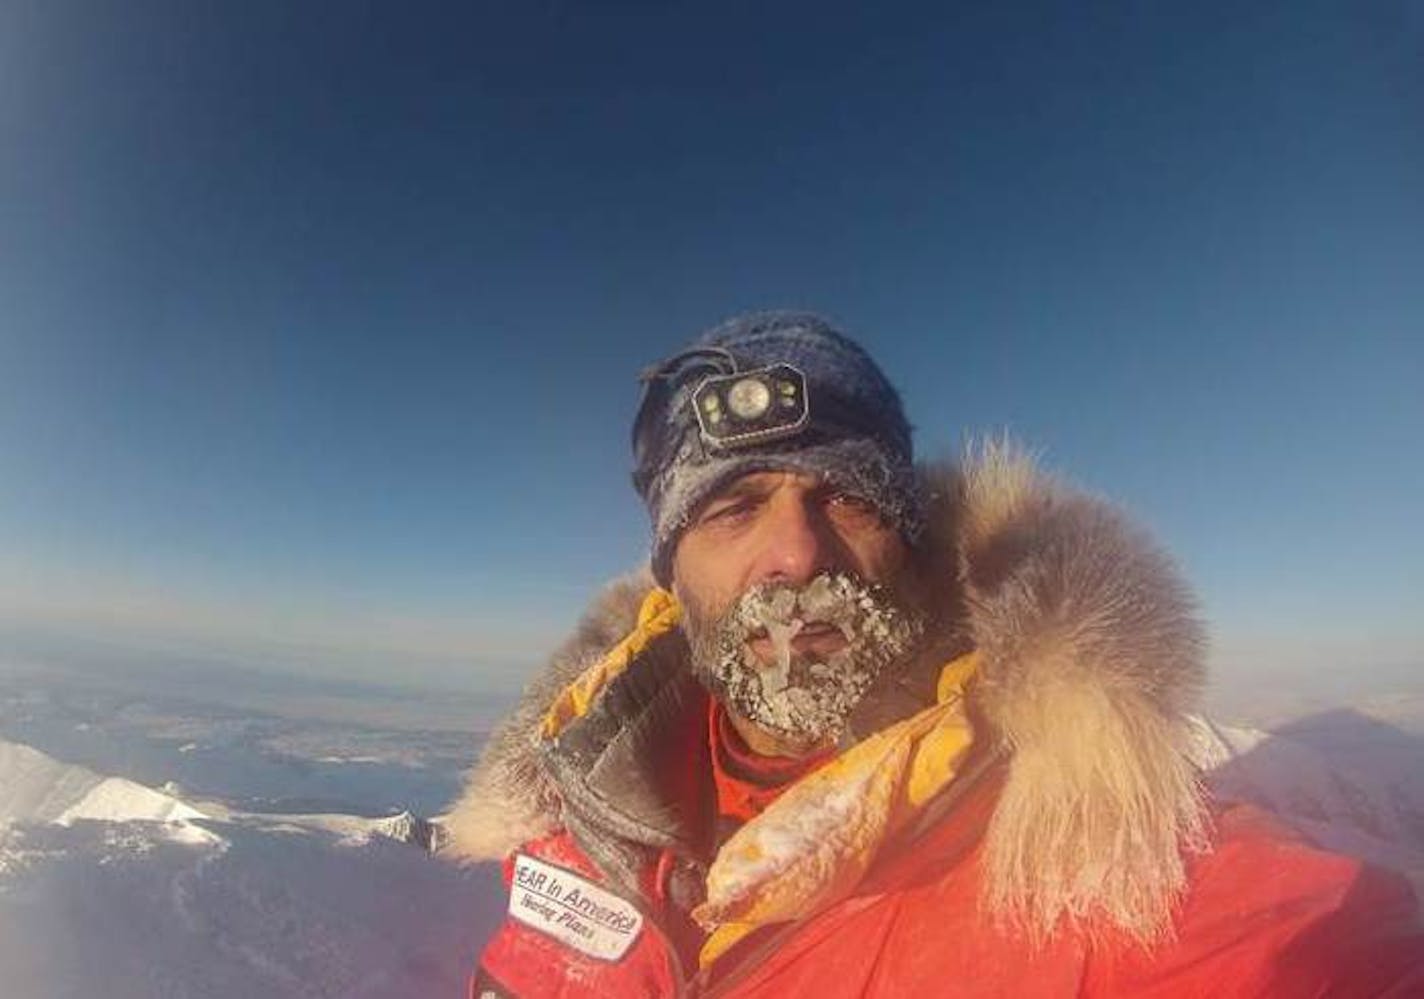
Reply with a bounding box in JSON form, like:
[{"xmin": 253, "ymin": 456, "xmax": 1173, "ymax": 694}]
[{"xmin": 707, "ymin": 698, "xmax": 835, "ymax": 823}]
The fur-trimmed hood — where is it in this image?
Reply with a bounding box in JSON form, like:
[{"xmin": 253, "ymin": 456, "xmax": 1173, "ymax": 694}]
[{"xmin": 445, "ymin": 442, "xmax": 1207, "ymax": 943}]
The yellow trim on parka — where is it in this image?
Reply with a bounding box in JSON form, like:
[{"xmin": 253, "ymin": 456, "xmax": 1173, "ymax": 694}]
[{"xmin": 539, "ymin": 588, "xmax": 681, "ymax": 740}]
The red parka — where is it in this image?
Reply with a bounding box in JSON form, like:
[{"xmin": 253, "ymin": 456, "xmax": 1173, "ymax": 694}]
[{"xmin": 472, "ymin": 733, "xmax": 1424, "ymax": 998}]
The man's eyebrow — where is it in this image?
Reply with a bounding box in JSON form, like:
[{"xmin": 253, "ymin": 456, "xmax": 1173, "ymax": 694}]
[{"xmin": 708, "ymin": 475, "xmax": 776, "ymax": 503}]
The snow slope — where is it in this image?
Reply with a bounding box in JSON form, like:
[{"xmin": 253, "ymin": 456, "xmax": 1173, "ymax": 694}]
[
  {"xmin": 1191, "ymin": 714, "xmax": 1424, "ymax": 893},
  {"xmin": 0, "ymin": 738, "xmax": 503, "ymax": 999}
]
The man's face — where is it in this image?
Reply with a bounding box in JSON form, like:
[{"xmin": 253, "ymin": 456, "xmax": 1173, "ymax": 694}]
[{"xmin": 671, "ymin": 470, "xmax": 926, "ymax": 755}]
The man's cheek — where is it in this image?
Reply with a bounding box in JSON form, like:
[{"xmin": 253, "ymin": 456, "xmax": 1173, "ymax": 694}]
[{"xmin": 675, "ymin": 584, "xmax": 736, "ymax": 634}]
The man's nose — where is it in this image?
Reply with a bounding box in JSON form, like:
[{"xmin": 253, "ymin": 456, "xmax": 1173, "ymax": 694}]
[{"xmin": 749, "ymin": 496, "xmax": 837, "ymax": 587}]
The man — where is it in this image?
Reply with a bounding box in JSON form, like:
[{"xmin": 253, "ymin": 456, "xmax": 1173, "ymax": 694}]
[{"xmin": 447, "ymin": 313, "xmax": 1423, "ymax": 997}]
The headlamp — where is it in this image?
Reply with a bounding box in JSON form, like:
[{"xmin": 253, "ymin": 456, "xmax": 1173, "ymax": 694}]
[{"xmin": 692, "ymin": 364, "xmax": 809, "ymax": 449}]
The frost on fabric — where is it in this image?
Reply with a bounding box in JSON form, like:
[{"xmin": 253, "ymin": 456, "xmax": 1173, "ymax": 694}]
[
  {"xmin": 696, "ymin": 723, "xmax": 912, "ymax": 928},
  {"xmin": 708, "ymin": 775, "xmax": 866, "ymax": 907},
  {"xmin": 649, "ymin": 437, "xmax": 926, "ymax": 567}
]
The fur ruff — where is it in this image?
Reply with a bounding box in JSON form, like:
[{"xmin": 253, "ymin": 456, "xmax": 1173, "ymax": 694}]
[{"xmin": 443, "ymin": 440, "xmax": 1207, "ymax": 943}]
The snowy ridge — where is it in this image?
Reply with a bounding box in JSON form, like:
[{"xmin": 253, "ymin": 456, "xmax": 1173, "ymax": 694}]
[
  {"xmin": 0, "ymin": 739, "xmax": 207, "ymax": 828},
  {"xmin": 0, "ymin": 738, "xmax": 214, "ymax": 848},
  {"xmin": 0, "ymin": 740, "xmax": 107, "ymax": 823},
  {"xmin": 258, "ymin": 808, "xmax": 443, "ymax": 850},
  {"xmin": 55, "ymin": 777, "xmax": 214, "ymax": 845},
  {"xmin": 0, "ymin": 737, "xmax": 438, "ymax": 848},
  {"xmin": 1191, "ymin": 715, "xmax": 1424, "ymax": 893}
]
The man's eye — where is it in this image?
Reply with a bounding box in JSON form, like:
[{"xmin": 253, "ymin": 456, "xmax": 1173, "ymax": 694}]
[
  {"xmin": 699, "ymin": 499, "xmax": 757, "ymax": 525},
  {"xmin": 826, "ymin": 492, "xmax": 878, "ymax": 520}
]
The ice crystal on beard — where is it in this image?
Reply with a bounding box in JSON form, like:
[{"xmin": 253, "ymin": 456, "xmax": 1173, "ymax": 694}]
[{"xmin": 701, "ymin": 572, "xmax": 924, "ymax": 747}]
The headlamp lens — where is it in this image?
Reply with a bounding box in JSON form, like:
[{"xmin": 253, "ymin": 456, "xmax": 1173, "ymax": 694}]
[{"xmin": 727, "ymin": 377, "xmax": 772, "ymax": 419}]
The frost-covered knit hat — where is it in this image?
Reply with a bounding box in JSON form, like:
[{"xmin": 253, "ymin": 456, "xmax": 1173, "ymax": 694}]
[{"xmin": 632, "ymin": 311, "xmax": 923, "ymax": 585}]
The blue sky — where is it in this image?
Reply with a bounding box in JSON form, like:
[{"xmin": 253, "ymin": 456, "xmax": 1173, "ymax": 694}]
[{"xmin": 2, "ymin": 2, "xmax": 1420, "ymax": 694}]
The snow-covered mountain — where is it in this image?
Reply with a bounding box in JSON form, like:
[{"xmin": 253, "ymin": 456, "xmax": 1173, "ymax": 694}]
[
  {"xmin": 0, "ymin": 739, "xmax": 211, "ymax": 838},
  {"xmin": 1191, "ymin": 713, "xmax": 1424, "ymax": 894}
]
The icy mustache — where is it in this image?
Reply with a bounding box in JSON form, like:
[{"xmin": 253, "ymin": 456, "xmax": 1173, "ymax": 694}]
[{"xmin": 729, "ymin": 573, "xmax": 877, "ymax": 695}]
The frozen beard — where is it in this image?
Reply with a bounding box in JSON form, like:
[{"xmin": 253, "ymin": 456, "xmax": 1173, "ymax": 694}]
[{"xmin": 683, "ymin": 572, "xmax": 926, "ymax": 751}]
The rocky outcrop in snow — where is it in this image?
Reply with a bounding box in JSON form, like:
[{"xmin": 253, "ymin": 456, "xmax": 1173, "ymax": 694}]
[{"xmin": 370, "ymin": 810, "xmax": 440, "ymax": 851}]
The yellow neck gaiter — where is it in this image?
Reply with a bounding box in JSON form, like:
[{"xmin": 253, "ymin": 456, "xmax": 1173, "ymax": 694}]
[{"xmin": 695, "ymin": 651, "xmax": 979, "ymax": 967}]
